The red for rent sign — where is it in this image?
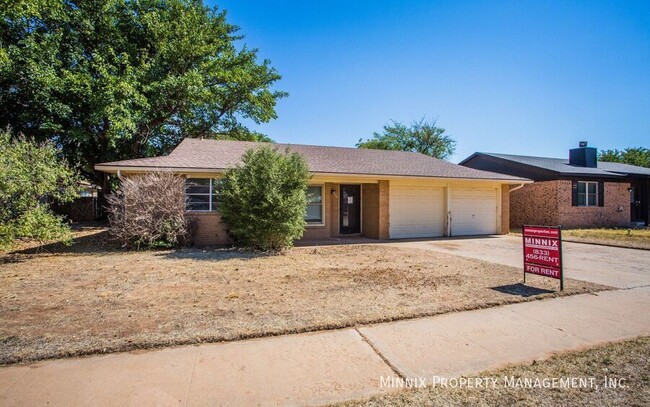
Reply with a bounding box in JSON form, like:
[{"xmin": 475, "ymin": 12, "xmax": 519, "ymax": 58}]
[{"xmin": 522, "ymin": 225, "xmax": 564, "ymax": 290}]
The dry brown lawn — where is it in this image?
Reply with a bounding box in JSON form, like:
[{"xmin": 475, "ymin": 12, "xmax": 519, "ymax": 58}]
[
  {"xmin": 337, "ymin": 336, "xmax": 650, "ymax": 407},
  {"xmin": 1, "ymin": 226, "xmax": 610, "ymax": 365}
]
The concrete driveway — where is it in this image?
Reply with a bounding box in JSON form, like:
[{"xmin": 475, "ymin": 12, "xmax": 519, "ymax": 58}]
[{"xmin": 389, "ymin": 236, "xmax": 650, "ymax": 289}]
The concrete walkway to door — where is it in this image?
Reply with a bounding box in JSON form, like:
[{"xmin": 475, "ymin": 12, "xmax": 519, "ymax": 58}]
[{"xmin": 389, "ymin": 235, "xmax": 650, "ymax": 289}]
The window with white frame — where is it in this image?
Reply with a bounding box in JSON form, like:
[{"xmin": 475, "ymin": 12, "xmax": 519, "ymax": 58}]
[
  {"xmin": 305, "ymin": 185, "xmax": 323, "ymax": 224},
  {"xmin": 577, "ymin": 181, "xmax": 598, "ymax": 206},
  {"xmin": 185, "ymin": 178, "xmax": 222, "ymax": 211}
]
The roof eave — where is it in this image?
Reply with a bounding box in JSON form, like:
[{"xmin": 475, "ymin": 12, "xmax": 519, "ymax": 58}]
[
  {"xmin": 94, "ymin": 164, "xmax": 225, "ymax": 173},
  {"xmin": 458, "ymin": 152, "xmax": 482, "ymax": 165},
  {"xmin": 94, "ymin": 164, "xmax": 529, "ymax": 183},
  {"xmin": 310, "ymin": 171, "xmax": 530, "ymax": 183},
  {"xmin": 471, "ymin": 153, "xmax": 642, "ymax": 178}
]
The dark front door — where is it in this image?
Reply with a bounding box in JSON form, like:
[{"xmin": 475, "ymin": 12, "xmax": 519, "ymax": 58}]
[
  {"xmin": 630, "ymin": 178, "xmax": 649, "ymax": 225},
  {"xmin": 340, "ymin": 185, "xmax": 361, "ymax": 234}
]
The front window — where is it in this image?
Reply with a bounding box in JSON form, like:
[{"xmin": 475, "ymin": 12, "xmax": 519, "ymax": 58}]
[
  {"xmin": 577, "ymin": 181, "xmax": 598, "ymax": 206},
  {"xmin": 306, "ymin": 186, "xmax": 323, "ymax": 224},
  {"xmin": 186, "ymin": 178, "xmax": 222, "ymax": 211}
]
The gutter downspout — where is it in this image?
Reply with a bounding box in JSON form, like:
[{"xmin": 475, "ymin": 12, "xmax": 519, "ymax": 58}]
[
  {"xmin": 509, "ymin": 183, "xmax": 525, "ymax": 193},
  {"xmin": 506, "ymin": 183, "xmax": 526, "ymax": 234}
]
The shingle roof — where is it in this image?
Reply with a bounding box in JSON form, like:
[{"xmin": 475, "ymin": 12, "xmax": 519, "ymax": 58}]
[
  {"xmin": 95, "ymin": 139, "xmax": 527, "ymax": 181},
  {"xmin": 463, "ymin": 152, "xmax": 650, "ymax": 177},
  {"xmin": 596, "ymin": 161, "xmax": 650, "ymax": 176}
]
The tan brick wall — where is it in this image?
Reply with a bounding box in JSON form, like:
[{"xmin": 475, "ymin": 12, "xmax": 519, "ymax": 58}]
[
  {"xmin": 178, "ymin": 179, "xmax": 531, "ymax": 244},
  {"xmin": 192, "ymin": 183, "xmax": 337, "ymax": 245},
  {"xmin": 500, "ymin": 185, "xmax": 509, "ymax": 234},
  {"xmin": 191, "ymin": 213, "xmax": 230, "ymax": 245},
  {"xmin": 509, "ymin": 181, "xmax": 559, "ymax": 228},
  {"xmin": 557, "ymin": 180, "xmax": 630, "ymax": 228},
  {"xmin": 302, "ymin": 182, "xmax": 387, "ymax": 240},
  {"xmin": 378, "ymin": 180, "xmax": 390, "ymax": 240},
  {"xmin": 193, "ymin": 182, "xmax": 340, "ymax": 244},
  {"xmin": 362, "ymin": 184, "xmax": 379, "ymax": 238}
]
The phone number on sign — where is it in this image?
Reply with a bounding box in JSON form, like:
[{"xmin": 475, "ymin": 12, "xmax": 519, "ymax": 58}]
[{"xmin": 526, "ymin": 253, "xmax": 558, "ymax": 262}]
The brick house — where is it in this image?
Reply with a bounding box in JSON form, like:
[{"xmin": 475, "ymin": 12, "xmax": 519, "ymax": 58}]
[
  {"xmin": 460, "ymin": 144, "xmax": 650, "ymax": 228},
  {"xmin": 95, "ymin": 139, "xmax": 528, "ymax": 245}
]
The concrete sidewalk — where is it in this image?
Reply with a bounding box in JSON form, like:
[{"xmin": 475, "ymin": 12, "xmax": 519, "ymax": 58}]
[{"xmin": 1, "ymin": 286, "xmax": 648, "ymax": 406}]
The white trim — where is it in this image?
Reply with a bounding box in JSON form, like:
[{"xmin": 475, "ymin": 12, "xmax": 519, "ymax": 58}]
[
  {"xmin": 311, "ymin": 172, "xmax": 529, "ymax": 183},
  {"xmin": 446, "ymin": 185, "xmax": 452, "ymax": 237},
  {"xmin": 577, "ymin": 181, "xmax": 598, "ymax": 207},
  {"xmin": 336, "ymin": 184, "xmax": 340, "ymax": 235},
  {"xmin": 496, "ymin": 185, "xmax": 498, "ymax": 234},
  {"xmin": 185, "ymin": 174, "xmax": 224, "ymax": 179},
  {"xmin": 185, "ymin": 178, "xmax": 220, "ymax": 212},
  {"xmin": 305, "ymin": 184, "xmax": 325, "ymax": 227}
]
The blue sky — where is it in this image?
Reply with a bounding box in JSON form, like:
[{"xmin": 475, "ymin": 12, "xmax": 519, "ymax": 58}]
[{"xmin": 211, "ymin": 0, "xmax": 650, "ymax": 162}]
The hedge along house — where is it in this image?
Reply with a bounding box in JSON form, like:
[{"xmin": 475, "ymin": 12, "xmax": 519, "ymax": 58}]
[
  {"xmin": 460, "ymin": 143, "xmax": 650, "ymax": 228},
  {"xmin": 95, "ymin": 139, "xmax": 529, "ymax": 245}
]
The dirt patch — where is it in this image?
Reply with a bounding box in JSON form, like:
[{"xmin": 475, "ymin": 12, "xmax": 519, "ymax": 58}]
[
  {"xmin": 337, "ymin": 336, "xmax": 650, "ymax": 407},
  {"xmin": 1, "ymin": 228, "xmax": 610, "ymax": 365},
  {"xmin": 428, "ymin": 242, "xmax": 461, "ymax": 251}
]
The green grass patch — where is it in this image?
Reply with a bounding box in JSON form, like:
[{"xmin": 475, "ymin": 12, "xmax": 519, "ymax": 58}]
[
  {"xmin": 564, "ymin": 228, "xmax": 650, "ymax": 240},
  {"xmin": 562, "ymin": 228, "xmax": 650, "ymax": 249}
]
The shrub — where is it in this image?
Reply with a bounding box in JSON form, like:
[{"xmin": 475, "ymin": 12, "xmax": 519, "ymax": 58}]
[
  {"xmin": 0, "ymin": 130, "xmax": 78, "ymax": 249},
  {"xmin": 106, "ymin": 172, "xmax": 196, "ymax": 249},
  {"xmin": 220, "ymin": 146, "xmax": 310, "ymax": 251}
]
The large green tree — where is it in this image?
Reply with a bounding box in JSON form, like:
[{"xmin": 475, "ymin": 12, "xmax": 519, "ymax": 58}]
[
  {"xmin": 357, "ymin": 118, "xmax": 456, "ymax": 159},
  {"xmin": 0, "ymin": 129, "xmax": 79, "ymax": 248},
  {"xmin": 599, "ymin": 147, "xmax": 650, "ymax": 168},
  {"xmin": 0, "ymin": 0, "xmax": 285, "ymax": 186}
]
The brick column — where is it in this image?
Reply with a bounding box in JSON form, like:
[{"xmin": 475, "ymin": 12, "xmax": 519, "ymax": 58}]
[
  {"xmin": 378, "ymin": 180, "xmax": 390, "ymax": 240},
  {"xmin": 500, "ymin": 185, "xmax": 510, "ymax": 234},
  {"xmin": 328, "ymin": 183, "xmax": 339, "ymax": 237}
]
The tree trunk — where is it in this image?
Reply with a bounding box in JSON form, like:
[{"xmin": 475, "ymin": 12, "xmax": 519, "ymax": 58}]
[{"xmin": 96, "ymin": 170, "xmax": 111, "ymax": 220}]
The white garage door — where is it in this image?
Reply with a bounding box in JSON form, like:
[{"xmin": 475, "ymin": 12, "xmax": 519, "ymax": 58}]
[
  {"xmin": 389, "ymin": 185, "xmax": 444, "ymax": 238},
  {"xmin": 451, "ymin": 188, "xmax": 497, "ymax": 236}
]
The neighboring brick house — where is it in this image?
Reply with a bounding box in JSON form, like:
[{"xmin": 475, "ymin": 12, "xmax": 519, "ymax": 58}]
[
  {"xmin": 460, "ymin": 144, "xmax": 650, "ymax": 228},
  {"xmin": 95, "ymin": 139, "xmax": 528, "ymax": 245}
]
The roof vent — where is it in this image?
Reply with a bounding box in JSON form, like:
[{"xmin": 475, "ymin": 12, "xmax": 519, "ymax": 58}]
[{"xmin": 569, "ymin": 141, "xmax": 597, "ymax": 168}]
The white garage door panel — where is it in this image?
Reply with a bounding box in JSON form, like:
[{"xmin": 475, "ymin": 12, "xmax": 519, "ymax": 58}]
[
  {"xmin": 390, "ymin": 186, "xmax": 444, "ymax": 238},
  {"xmin": 451, "ymin": 188, "xmax": 497, "ymax": 236}
]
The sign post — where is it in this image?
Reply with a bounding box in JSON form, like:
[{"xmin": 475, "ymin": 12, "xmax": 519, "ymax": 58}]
[{"xmin": 522, "ymin": 225, "xmax": 564, "ymax": 291}]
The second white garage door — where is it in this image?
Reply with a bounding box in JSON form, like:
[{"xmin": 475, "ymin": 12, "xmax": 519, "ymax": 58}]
[
  {"xmin": 389, "ymin": 185, "xmax": 444, "ymax": 238},
  {"xmin": 451, "ymin": 188, "xmax": 498, "ymax": 236}
]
